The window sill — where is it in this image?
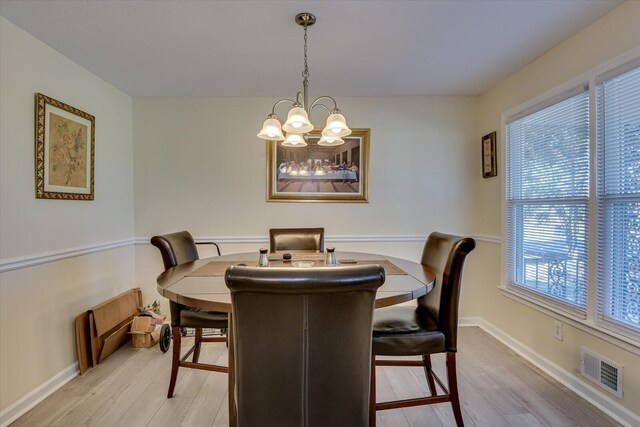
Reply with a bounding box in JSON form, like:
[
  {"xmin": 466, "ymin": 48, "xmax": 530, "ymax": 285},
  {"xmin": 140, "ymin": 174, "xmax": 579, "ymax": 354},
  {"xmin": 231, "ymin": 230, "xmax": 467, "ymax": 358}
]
[{"xmin": 498, "ymin": 285, "xmax": 640, "ymax": 356}]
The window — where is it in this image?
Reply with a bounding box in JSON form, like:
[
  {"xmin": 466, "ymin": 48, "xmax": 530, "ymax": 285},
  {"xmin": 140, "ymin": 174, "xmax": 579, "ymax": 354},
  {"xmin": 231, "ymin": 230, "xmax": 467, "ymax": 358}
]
[
  {"xmin": 505, "ymin": 57, "xmax": 640, "ymax": 341},
  {"xmin": 596, "ymin": 65, "xmax": 640, "ymax": 335},
  {"xmin": 506, "ymin": 90, "xmax": 590, "ymax": 317}
]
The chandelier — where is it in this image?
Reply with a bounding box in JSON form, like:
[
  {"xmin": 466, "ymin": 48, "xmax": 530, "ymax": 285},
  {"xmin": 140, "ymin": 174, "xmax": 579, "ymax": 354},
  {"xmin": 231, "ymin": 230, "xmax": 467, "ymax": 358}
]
[{"xmin": 257, "ymin": 12, "xmax": 351, "ymax": 148}]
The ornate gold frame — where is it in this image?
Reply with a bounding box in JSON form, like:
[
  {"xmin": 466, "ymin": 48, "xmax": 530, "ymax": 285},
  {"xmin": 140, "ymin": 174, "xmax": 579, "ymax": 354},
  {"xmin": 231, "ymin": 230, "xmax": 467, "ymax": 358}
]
[
  {"xmin": 35, "ymin": 93, "xmax": 95, "ymax": 200},
  {"xmin": 267, "ymin": 128, "xmax": 369, "ymax": 203}
]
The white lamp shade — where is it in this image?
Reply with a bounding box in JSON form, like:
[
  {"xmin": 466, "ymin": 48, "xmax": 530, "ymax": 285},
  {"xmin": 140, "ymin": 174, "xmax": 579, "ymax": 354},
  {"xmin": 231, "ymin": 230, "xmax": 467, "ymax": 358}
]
[
  {"xmin": 322, "ymin": 113, "xmax": 351, "ymax": 137},
  {"xmin": 317, "ymin": 135, "xmax": 345, "ymax": 146},
  {"xmin": 281, "ymin": 133, "xmax": 307, "ymax": 147},
  {"xmin": 257, "ymin": 118, "xmax": 285, "ymax": 141},
  {"xmin": 282, "ymin": 107, "xmax": 314, "ymax": 133}
]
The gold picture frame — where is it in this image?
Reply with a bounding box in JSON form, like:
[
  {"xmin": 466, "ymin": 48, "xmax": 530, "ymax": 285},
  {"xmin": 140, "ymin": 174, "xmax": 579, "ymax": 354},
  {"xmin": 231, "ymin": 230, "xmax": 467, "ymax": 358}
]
[
  {"xmin": 35, "ymin": 93, "xmax": 95, "ymax": 200},
  {"xmin": 482, "ymin": 131, "xmax": 497, "ymax": 178},
  {"xmin": 267, "ymin": 128, "xmax": 369, "ymax": 203}
]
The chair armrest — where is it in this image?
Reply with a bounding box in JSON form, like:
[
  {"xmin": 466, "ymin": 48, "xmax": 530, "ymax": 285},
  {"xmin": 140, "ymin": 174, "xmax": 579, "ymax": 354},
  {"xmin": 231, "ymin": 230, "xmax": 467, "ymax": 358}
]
[{"xmin": 196, "ymin": 241, "xmax": 221, "ymax": 256}]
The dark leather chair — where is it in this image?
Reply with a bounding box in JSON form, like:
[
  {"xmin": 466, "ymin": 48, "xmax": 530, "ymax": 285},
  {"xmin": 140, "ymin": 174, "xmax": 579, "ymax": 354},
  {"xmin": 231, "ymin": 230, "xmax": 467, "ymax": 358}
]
[
  {"xmin": 225, "ymin": 265, "xmax": 385, "ymax": 427},
  {"xmin": 150, "ymin": 231, "xmax": 228, "ymax": 398},
  {"xmin": 269, "ymin": 227, "xmax": 325, "ymax": 253},
  {"xmin": 370, "ymin": 232, "xmax": 476, "ymax": 427}
]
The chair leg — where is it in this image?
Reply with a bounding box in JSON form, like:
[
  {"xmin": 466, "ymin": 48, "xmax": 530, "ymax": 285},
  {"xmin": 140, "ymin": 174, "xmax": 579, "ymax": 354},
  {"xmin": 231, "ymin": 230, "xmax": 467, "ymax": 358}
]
[
  {"xmin": 167, "ymin": 326, "xmax": 181, "ymax": 398},
  {"xmin": 446, "ymin": 352, "xmax": 464, "ymax": 427},
  {"xmin": 193, "ymin": 328, "xmax": 202, "ymax": 363},
  {"xmin": 422, "ymin": 354, "xmax": 438, "ymax": 397},
  {"xmin": 369, "ymin": 357, "xmax": 376, "ymax": 427}
]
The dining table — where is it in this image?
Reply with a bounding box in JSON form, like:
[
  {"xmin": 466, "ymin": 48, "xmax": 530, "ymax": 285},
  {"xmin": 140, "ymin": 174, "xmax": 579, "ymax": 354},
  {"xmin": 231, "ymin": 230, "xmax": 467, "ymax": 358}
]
[{"xmin": 156, "ymin": 250, "xmax": 436, "ymax": 427}]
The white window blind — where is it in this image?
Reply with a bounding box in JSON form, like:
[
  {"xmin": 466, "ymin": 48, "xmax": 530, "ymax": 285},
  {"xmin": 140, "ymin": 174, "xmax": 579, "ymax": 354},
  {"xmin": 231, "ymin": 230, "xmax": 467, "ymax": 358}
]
[
  {"xmin": 596, "ymin": 65, "xmax": 640, "ymax": 335},
  {"xmin": 506, "ymin": 90, "xmax": 590, "ymax": 316}
]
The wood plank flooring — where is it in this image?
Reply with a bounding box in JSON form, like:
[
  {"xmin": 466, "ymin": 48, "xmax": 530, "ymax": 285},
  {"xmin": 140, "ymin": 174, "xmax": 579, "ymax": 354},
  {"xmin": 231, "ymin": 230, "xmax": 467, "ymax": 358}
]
[{"xmin": 10, "ymin": 327, "xmax": 620, "ymax": 427}]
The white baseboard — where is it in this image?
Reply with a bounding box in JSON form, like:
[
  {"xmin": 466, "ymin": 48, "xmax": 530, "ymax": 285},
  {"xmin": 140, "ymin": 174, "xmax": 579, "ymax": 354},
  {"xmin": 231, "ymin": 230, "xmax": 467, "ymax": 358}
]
[
  {"xmin": 459, "ymin": 316, "xmax": 483, "ymax": 327},
  {"xmin": 0, "ymin": 362, "xmax": 78, "ymax": 427},
  {"xmin": 460, "ymin": 317, "xmax": 640, "ymax": 427}
]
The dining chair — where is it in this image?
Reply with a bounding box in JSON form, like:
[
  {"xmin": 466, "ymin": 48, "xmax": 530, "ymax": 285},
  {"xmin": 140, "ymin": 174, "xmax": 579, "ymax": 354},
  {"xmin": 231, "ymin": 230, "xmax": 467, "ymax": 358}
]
[
  {"xmin": 369, "ymin": 232, "xmax": 476, "ymax": 427},
  {"xmin": 225, "ymin": 265, "xmax": 385, "ymax": 427},
  {"xmin": 150, "ymin": 231, "xmax": 228, "ymax": 398},
  {"xmin": 269, "ymin": 227, "xmax": 325, "ymax": 253}
]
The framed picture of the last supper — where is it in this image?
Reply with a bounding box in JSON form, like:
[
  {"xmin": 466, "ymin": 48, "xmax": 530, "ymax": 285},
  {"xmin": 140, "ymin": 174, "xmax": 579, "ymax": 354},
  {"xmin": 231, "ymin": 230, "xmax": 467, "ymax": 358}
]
[{"xmin": 267, "ymin": 128, "xmax": 369, "ymax": 202}]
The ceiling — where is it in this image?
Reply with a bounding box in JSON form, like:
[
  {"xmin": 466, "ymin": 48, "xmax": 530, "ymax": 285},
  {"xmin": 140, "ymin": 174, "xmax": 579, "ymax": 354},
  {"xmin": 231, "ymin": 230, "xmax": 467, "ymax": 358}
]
[{"xmin": 0, "ymin": 0, "xmax": 622, "ymax": 97}]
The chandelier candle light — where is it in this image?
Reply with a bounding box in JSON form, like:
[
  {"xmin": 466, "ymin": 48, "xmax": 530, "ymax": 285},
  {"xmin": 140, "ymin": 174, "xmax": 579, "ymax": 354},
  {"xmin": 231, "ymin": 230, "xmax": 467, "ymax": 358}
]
[{"xmin": 257, "ymin": 12, "xmax": 351, "ymax": 147}]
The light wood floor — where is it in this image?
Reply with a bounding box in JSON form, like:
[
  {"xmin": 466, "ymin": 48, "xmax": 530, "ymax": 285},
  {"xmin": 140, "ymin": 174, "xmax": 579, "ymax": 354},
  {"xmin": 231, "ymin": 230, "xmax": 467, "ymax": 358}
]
[{"xmin": 11, "ymin": 327, "xmax": 620, "ymax": 427}]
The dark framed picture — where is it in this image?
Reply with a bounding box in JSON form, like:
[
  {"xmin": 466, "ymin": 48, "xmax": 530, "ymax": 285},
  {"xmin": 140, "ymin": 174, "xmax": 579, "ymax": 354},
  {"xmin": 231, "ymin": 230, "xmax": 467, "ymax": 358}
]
[
  {"xmin": 266, "ymin": 128, "xmax": 369, "ymax": 203},
  {"xmin": 35, "ymin": 93, "xmax": 95, "ymax": 200},
  {"xmin": 482, "ymin": 131, "xmax": 497, "ymax": 178}
]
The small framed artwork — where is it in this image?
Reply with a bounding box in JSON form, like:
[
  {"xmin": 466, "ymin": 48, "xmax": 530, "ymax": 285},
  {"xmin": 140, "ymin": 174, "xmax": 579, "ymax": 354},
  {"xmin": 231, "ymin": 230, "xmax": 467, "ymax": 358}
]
[
  {"xmin": 482, "ymin": 131, "xmax": 497, "ymax": 178},
  {"xmin": 35, "ymin": 93, "xmax": 95, "ymax": 200},
  {"xmin": 267, "ymin": 128, "xmax": 369, "ymax": 202}
]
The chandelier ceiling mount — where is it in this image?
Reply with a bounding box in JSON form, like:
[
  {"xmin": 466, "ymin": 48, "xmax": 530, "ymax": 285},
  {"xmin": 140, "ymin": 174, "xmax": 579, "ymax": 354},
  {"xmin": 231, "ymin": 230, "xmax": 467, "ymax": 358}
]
[{"xmin": 295, "ymin": 12, "xmax": 316, "ymax": 27}]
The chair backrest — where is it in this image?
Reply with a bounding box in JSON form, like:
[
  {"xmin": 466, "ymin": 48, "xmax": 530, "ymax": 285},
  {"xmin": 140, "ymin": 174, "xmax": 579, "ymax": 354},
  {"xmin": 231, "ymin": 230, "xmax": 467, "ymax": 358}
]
[
  {"xmin": 417, "ymin": 232, "xmax": 476, "ymax": 352},
  {"xmin": 269, "ymin": 227, "xmax": 325, "ymax": 253},
  {"xmin": 225, "ymin": 265, "xmax": 385, "ymax": 427},
  {"xmin": 150, "ymin": 230, "xmax": 199, "ymax": 270}
]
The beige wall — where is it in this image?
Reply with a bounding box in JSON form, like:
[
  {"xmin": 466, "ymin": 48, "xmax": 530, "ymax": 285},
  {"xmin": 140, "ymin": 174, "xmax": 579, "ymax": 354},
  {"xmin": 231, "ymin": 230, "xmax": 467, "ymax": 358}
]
[
  {"xmin": 474, "ymin": 1, "xmax": 640, "ymax": 416},
  {"xmin": 133, "ymin": 95, "xmax": 479, "ymax": 237},
  {"xmin": 0, "ymin": 17, "xmax": 134, "ymax": 411}
]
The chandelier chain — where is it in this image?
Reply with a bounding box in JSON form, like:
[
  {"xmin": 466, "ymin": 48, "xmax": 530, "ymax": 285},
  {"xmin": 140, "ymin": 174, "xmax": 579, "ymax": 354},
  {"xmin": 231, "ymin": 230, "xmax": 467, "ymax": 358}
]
[{"xmin": 302, "ymin": 23, "xmax": 310, "ymax": 85}]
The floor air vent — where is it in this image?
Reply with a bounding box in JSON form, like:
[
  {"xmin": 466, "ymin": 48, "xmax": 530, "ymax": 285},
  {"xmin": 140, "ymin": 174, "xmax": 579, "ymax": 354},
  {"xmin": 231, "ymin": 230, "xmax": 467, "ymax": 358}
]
[{"xmin": 581, "ymin": 348, "xmax": 623, "ymax": 398}]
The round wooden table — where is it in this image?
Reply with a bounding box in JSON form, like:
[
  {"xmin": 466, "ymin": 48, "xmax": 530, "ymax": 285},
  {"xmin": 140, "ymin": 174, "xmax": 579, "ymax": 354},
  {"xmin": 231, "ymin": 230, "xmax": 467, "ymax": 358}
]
[
  {"xmin": 156, "ymin": 251, "xmax": 435, "ymax": 427},
  {"xmin": 157, "ymin": 251, "xmax": 435, "ymax": 311}
]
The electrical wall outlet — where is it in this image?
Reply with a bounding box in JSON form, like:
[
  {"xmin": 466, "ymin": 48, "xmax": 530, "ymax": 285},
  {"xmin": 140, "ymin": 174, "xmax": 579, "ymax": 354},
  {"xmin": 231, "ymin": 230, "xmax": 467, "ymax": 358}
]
[{"xmin": 554, "ymin": 320, "xmax": 563, "ymax": 341}]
